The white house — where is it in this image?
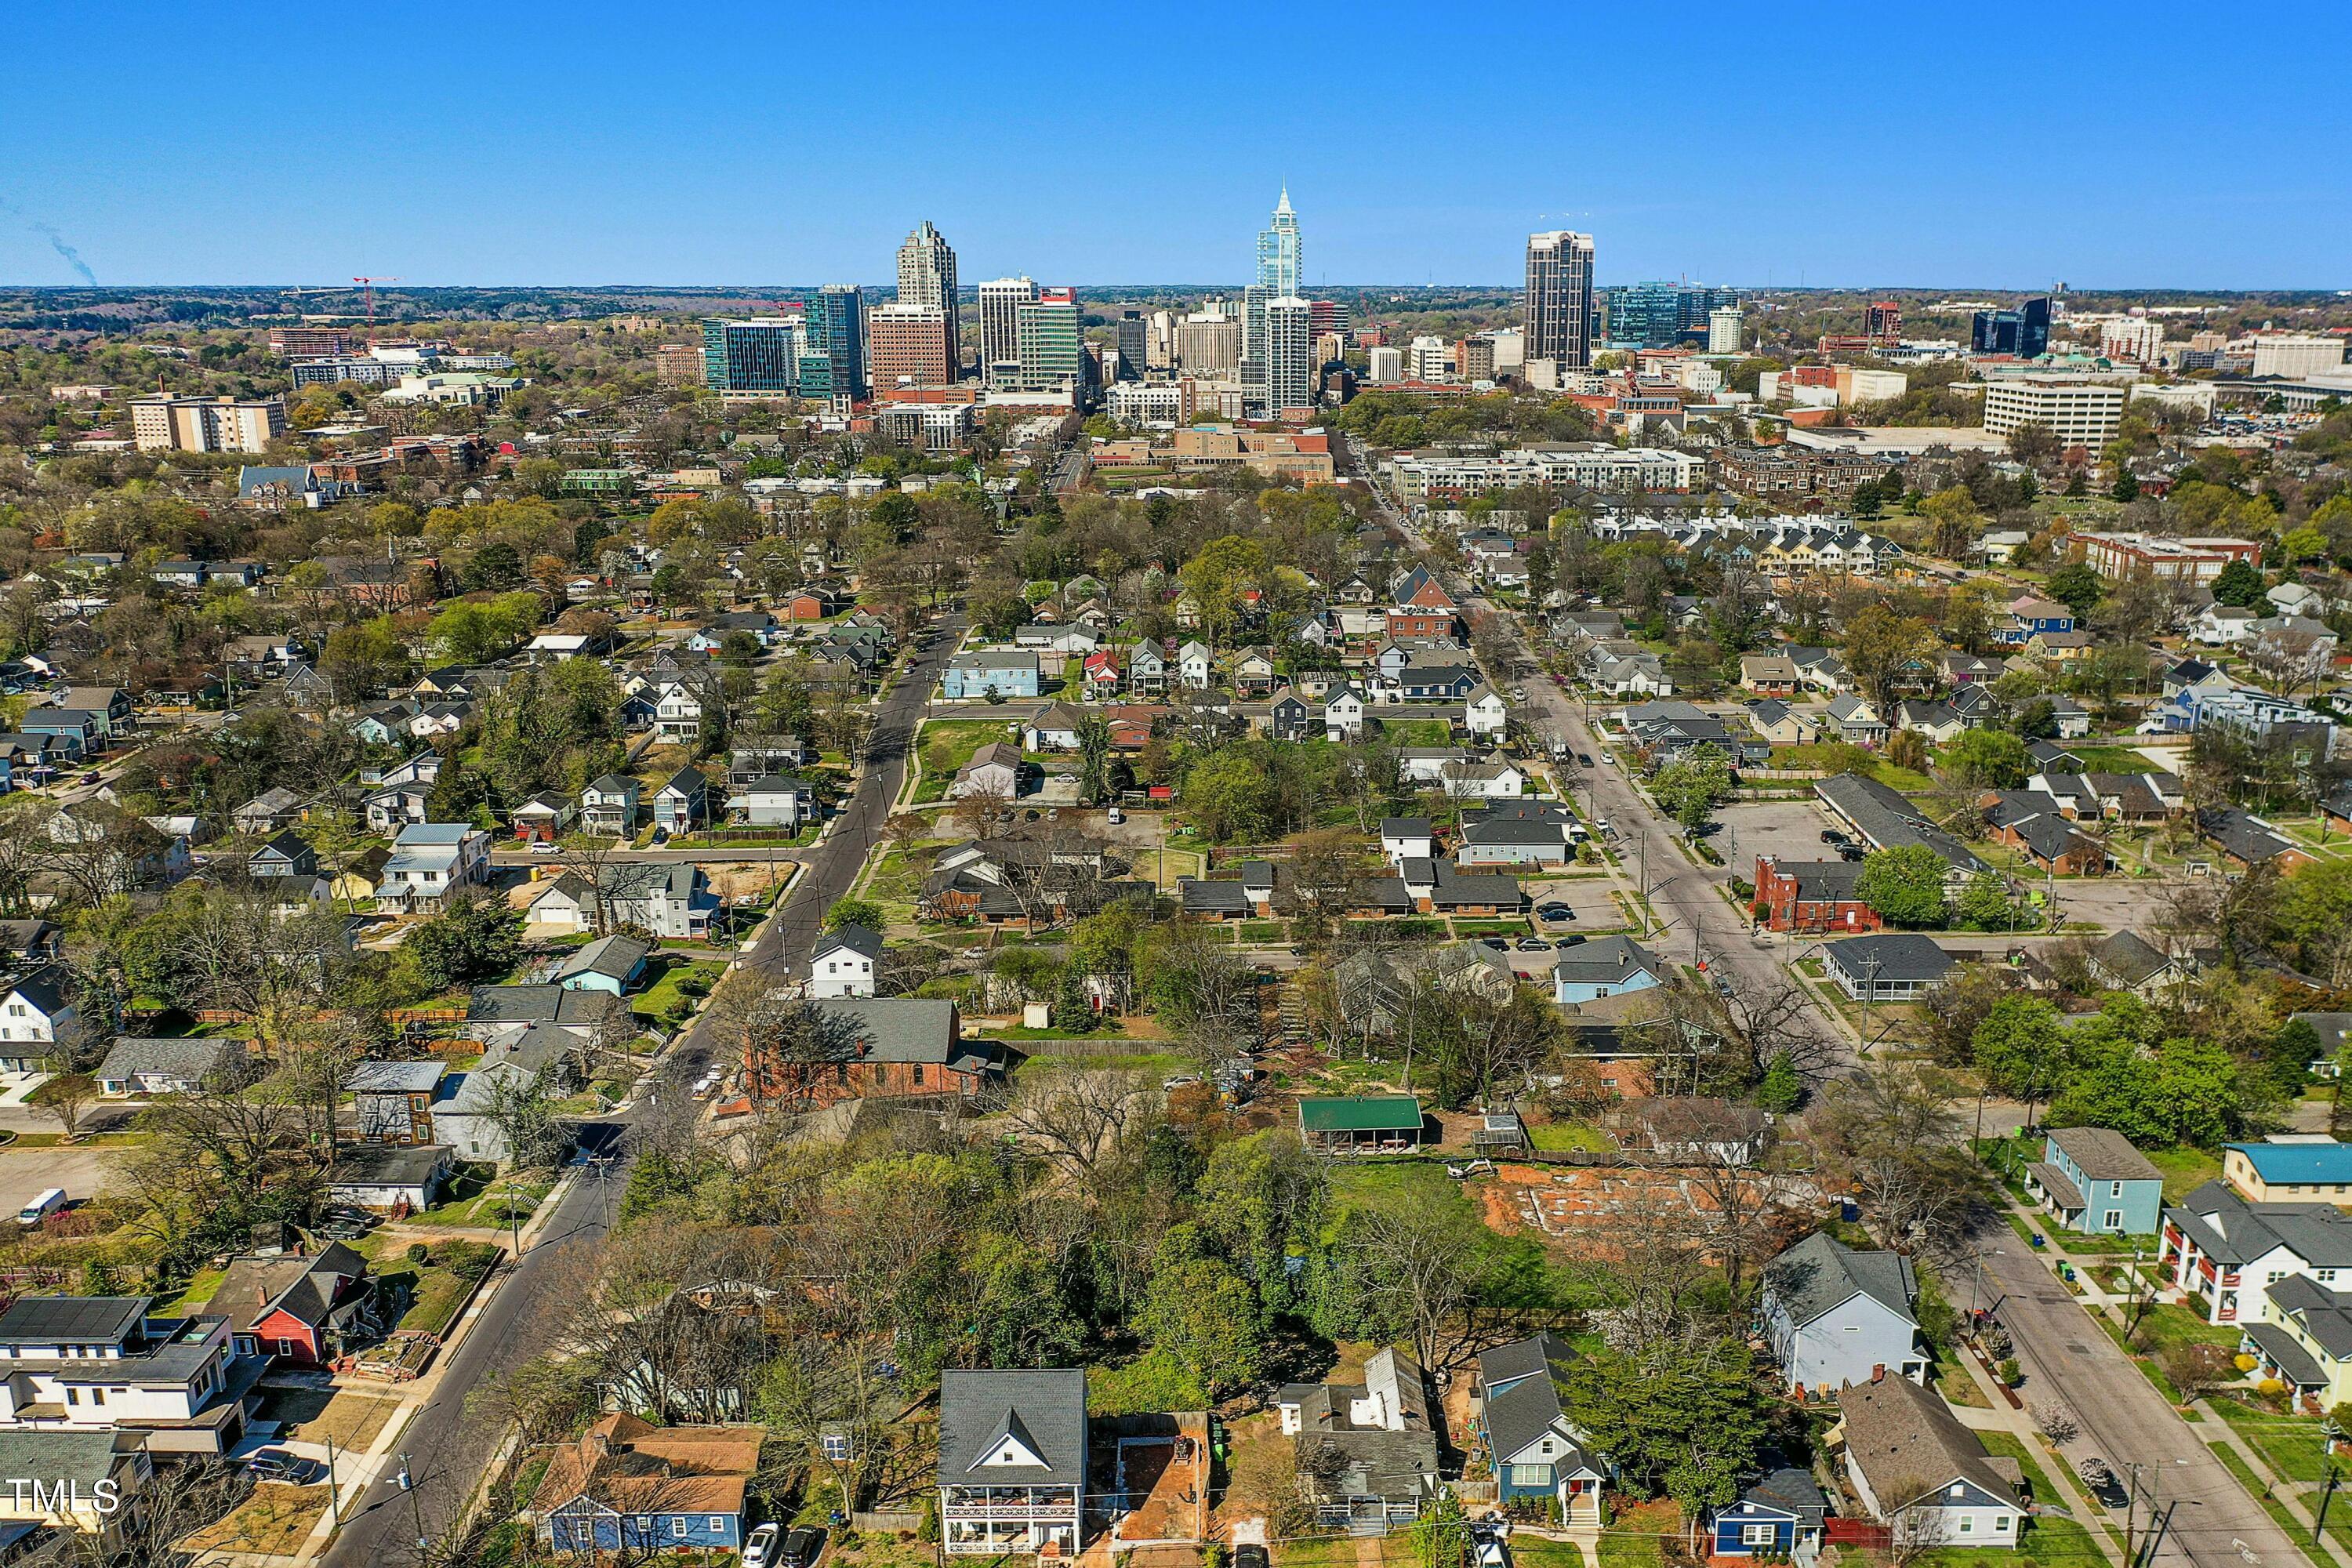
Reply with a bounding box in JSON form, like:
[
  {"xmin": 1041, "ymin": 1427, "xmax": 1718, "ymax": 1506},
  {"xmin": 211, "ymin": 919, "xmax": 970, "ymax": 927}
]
[
  {"xmin": 730, "ymin": 775, "xmax": 813, "ymax": 829},
  {"xmin": 0, "ymin": 966, "xmax": 76, "ymax": 1071},
  {"xmin": 1759, "ymin": 1232, "xmax": 1926, "ymax": 1396},
  {"xmin": 652, "ymin": 679, "xmax": 711, "ymax": 742},
  {"xmin": 1463, "ymin": 684, "xmax": 1509, "ymax": 741},
  {"xmin": 376, "ymin": 824, "xmax": 492, "ymax": 915},
  {"xmin": 808, "ymin": 924, "xmax": 882, "ymax": 997},
  {"xmin": 1323, "ymin": 687, "xmax": 1368, "ymax": 742},
  {"xmin": 1178, "ymin": 641, "xmax": 1214, "ymax": 690},
  {"xmin": 0, "ymin": 1296, "xmax": 243, "ymax": 1453},
  {"xmin": 1380, "ymin": 817, "xmax": 1435, "ymax": 864}
]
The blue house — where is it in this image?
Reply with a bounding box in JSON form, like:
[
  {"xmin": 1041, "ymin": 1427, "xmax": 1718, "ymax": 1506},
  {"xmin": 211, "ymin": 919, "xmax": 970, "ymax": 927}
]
[
  {"xmin": 944, "ymin": 650, "xmax": 1041, "ymax": 699},
  {"xmin": 1998, "ymin": 596, "xmax": 2075, "ymax": 647},
  {"xmin": 2027, "ymin": 1126, "xmax": 2164, "ymax": 1236},
  {"xmin": 1709, "ymin": 1462, "xmax": 1828, "ymax": 1558},
  {"xmin": 1472, "ymin": 1333, "xmax": 1606, "ymax": 1526},
  {"xmin": 554, "ymin": 934, "xmax": 652, "ymax": 996},
  {"xmin": 1550, "ymin": 935, "xmax": 1663, "ymax": 1007},
  {"xmin": 533, "ymin": 1413, "xmax": 762, "ymax": 1555}
]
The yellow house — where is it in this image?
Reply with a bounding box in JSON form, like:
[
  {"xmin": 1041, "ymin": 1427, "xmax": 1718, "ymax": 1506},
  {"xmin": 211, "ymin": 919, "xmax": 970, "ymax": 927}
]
[
  {"xmin": 2225, "ymin": 1141, "xmax": 2352, "ymax": 1205},
  {"xmin": 2245, "ymin": 1276, "xmax": 2352, "ymax": 1410},
  {"xmin": 0, "ymin": 1430, "xmax": 151, "ymax": 1546}
]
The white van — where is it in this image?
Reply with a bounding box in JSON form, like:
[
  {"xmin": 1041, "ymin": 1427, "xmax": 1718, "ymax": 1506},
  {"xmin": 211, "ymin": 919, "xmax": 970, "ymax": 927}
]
[{"xmin": 17, "ymin": 1189, "xmax": 66, "ymax": 1227}]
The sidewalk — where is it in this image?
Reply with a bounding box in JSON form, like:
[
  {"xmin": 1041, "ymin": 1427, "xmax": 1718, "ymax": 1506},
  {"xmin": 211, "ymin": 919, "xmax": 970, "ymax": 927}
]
[
  {"xmin": 1944, "ymin": 1344, "xmax": 2129, "ymax": 1567},
  {"xmin": 281, "ymin": 1158, "xmax": 588, "ymax": 1566}
]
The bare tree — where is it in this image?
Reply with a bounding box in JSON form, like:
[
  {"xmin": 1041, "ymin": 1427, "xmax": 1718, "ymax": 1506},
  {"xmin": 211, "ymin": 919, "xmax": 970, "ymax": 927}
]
[
  {"xmin": 1003, "ymin": 1065, "xmax": 1160, "ymax": 1192},
  {"xmin": 1346, "ymin": 1186, "xmax": 1486, "ymax": 1371}
]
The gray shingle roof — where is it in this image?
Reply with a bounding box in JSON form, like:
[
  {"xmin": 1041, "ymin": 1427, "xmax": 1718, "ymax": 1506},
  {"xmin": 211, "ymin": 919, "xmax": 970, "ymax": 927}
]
[
  {"xmin": 815, "ymin": 924, "xmax": 884, "ymax": 962},
  {"xmin": 349, "ymin": 1060, "xmax": 450, "ymax": 1094},
  {"xmin": 2165, "ymin": 1181, "xmax": 2352, "ymax": 1269},
  {"xmin": 1835, "ymin": 1374, "xmax": 2017, "ymax": 1512},
  {"xmin": 1765, "ymin": 1232, "xmax": 1918, "ymax": 1329},
  {"xmin": 93, "ymin": 1036, "xmax": 240, "ymax": 1084},
  {"xmin": 937, "ymin": 1367, "xmax": 1087, "ymax": 1483},
  {"xmin": 1825, "ymin": 934, "xmax": 1955, "ymax": 985},
  {"xmin": 555, "ymin": 934, "xmax": 652, "ymax": 984}
]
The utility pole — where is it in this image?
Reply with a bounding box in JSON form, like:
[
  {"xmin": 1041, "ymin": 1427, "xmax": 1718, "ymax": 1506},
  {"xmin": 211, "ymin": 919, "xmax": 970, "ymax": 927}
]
[
  {"xmin": 2316, "ymin": 1442, "xmax": 2343, "ymax": 1546},
  {"xmin": 2122, "ymin": 1462, "xmax": 2143, "ymax": 1563},
  {"xmin": 397, "ymin": 1451, "xmax": 427, "ymax": 1559}
]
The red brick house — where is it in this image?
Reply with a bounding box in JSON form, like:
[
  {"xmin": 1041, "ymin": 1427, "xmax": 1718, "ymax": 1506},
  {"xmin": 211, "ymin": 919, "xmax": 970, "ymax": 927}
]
[
  {"xmin": 745, "ymin": 998, "xmax": 1005, "ymax": 1106},
  {"xmin": 1385, "ymin": 609, "xmax": 1458, "ymax": 641},
  {"xmin": 216, "ymin": 1242, "xmax": 376, "ymax": 1367},
  {"xmin": 1751, "ymin": 856, "xmax": 1881, "ymax": 935}
]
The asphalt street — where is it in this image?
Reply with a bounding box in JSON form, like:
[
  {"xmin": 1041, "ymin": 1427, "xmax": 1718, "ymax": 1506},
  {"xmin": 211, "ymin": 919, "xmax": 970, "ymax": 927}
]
[
  {"xmin": 314, "ymin": 612, "xmax": 962, "ymax": 1566},
  {"xmin": 1976, "ymin": 1227, "xmax": 2301, "ymax": 1568}
]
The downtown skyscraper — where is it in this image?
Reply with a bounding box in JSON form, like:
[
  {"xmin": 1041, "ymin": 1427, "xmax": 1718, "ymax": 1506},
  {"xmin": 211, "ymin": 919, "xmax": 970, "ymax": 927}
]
[
  {"xmin": 979, "ymin": 276, "xmax": 1038, "ymax": 386},
  {"xmin": 1243, "ymin": 188, "xmax": 1304, "ymax": 413},
  {"xmin": 895, "ymin": 220, "xmax": 960, "ymax": 378},
  {"xmin": 1524, "ymin": 230, "xmax": 1595, "ymax": 378}
]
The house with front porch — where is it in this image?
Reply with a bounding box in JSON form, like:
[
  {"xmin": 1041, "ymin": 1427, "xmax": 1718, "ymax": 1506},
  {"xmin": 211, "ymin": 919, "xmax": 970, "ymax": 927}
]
[
  {"xmin": 1473, "ymin": 1333, "xmax": 1605, "ymax": 1530},
  {"xmin": 1707, "ymin": 1463, "xmax": 1828, "ymax": 1561},
  {"xmin": 2159, "ymin": 1181, "xmax": 2352, "ymax": 1325},
  {"xmin": 1276, "ymin": 1347, "xmax": 1439, "ymax": 1532},
  {"xmin": 936, "ymin": 1368, "xmax": 1087, "ymax": 1559},
  {"xmin": 532, "ymin": 1414, "xmax": 765, "ymax": 1556},
  {"xmin": 2026, "ymin": 1126, "xmax": 2164, "ymax": 1236}
]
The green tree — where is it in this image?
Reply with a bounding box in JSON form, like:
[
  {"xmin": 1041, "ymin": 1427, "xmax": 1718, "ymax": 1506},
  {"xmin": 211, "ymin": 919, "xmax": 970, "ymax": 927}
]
[
  {"xmin": 1970, "ymin": 995, "xmax": 2067, "ymax": 1098},
  {"xmin": 2282, "ymin": 526, "xmax": 2328, "ymax": 564},
  {"xmin": 2111, "ymin": 469, "xmax": 2140, "ymax": 503},
  {"xmin": 824, "ymin": 898, "xmax": 885, "ymax": 932},
  {"xmin": 2043, "ymin": 562, "xmax": 2106, "ymax": 618},
  {"xmin": 1651, "ymin": 744, "xmax": 1734, "ymax": 835},
  {"xmin": 407, "ymin": 895, "xmax": 524, "ymax": 992},
  {"xmin": 1141, "ymin": 1228, "xmax": 1266, "ymax": 1398},
  {"xmin": 1953, "ymin": 871, "xmax": 2018, "ymax": 931},
  {"xmin": 1755, "ymin": 1050, "xmax": 1802, "ymax": 1113},
  {"xmin": 461, "ymin": 539, "xmax": 524, "ymax": 593},
  {"xmin": 1555, "ymin": 1340, "xmax": 1773, "ymax": 1512},
  {"xmin": 1853, "ymin": 844, "xmax": 1949, "ymax": 927},
  {"xmin": 1840, "ymin": 604, "xmax": 1941, "ymax": 714},
  {"xmin": 2211, "ymin": 557, "xmax": 2269, "ymax": 608},
  {"xmin": 1939, "ymin": 729, "xmax": 2031, "ymax": 790},
  {"xmin": 2010, "ymin": 697, "xmax": 2059, "ymax": 741}
]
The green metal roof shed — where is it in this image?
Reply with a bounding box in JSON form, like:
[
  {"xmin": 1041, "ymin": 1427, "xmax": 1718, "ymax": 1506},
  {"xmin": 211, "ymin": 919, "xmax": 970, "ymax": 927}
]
[{"xmin": 1298, "ymin": 1094, "xmax": 1425, "ymax": 1138}]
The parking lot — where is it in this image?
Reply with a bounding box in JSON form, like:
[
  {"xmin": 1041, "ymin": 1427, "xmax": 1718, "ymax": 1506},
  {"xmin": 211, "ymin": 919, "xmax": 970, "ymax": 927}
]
[
  {"xmin": 0, "ymin": 1142, "xmax": 127, "ymax": 1214},
  {"xmin": 1717, "ymin": 796, "xmax": 1842, "ymax": 876}
]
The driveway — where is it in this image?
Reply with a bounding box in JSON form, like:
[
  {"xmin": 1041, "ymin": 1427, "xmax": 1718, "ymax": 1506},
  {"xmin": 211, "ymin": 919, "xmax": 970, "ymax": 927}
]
[
  {"xmin": 1977, "ymin": 1221, "xmax": 2300, "ymax": 1568},
  {"xmin": 1520, "ymin": 875, "xmax": 1625, "ymax": 931}
]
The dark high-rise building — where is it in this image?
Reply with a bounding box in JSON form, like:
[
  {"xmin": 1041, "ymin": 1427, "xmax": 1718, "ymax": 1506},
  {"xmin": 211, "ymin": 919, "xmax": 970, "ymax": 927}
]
[
  {"xmin": 1115, "ymin": 312, "xmax": 1147, "ymax": 381},
  {"xmin": 1972, "ymin": 296, "xmax": 2052, "ymax": 359},
  {"xmin": 1524, "ymin": 230, "xmax": 1595, "ymax": 372}
]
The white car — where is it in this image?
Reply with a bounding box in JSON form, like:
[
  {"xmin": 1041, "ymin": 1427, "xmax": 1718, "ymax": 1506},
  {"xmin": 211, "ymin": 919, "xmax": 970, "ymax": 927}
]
[
  {"xmin": 528, "ymin": 840, "xmax": 561, "ymax": 855},
  {"xmin": 744, "ymin": 1524, "xmax": 782, "ymax": 1568}
]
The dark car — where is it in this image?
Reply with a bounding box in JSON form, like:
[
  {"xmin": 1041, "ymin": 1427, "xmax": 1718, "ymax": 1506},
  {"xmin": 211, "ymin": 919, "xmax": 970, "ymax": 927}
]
[
  {"xmin": 782, "ymin": 1526, "xmax": 828, "ymax": 1568},
  {"xmin": 1820, "ymin": 829, "xmax": 1849, "ymax": 845},
  {"xmin": 1479, "ymin": 937, "xmax": 1509, "ymax": 951},
  {"xmin": 244, "ymin": 1449, "xmax": 323, "ymax": 1484},
  {"xmin": 1537, "ymin": 902, "xmax": 1574, "ymax": 922},
  {"xmin": 1838, "ymin": 845, "xmax": 1867, "ymax": 862},
  {"xmin": 1577, "ymin": 753, "xmax": 1595, "ymax": 768},
  {"xmin": 1238, "ymin": 1547, "xmax": 1271, "ymax": 1568},
  {"xmin": 1514, "ymin": 937, "xmax": 1552, "ymax": 952},
  {"xmin": 2078, "ymin": 1458, "xmax": 2129, "ymax": 1510}
]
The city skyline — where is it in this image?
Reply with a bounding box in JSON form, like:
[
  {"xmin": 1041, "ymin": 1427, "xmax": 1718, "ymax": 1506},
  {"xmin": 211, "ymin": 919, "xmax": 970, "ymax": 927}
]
[{"xmin": 2, "ymin": 2, "xmax": 2346, "ymax": 290}]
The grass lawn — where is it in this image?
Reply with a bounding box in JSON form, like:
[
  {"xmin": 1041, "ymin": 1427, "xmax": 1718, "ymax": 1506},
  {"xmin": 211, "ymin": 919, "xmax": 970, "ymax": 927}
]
[
  {"xmin": 913, "ymin": 718, "xmax": 1018, "ymax": 804},
  {"xmin": 2129, "ymin": 1301, "xmax": 2241, "ymax": 1353},
  {"xmin": 1240, "ymin": 920, "xmax": 1290, "ymax": 943},
  {"xmin": 412, "ymin": 1161, "xmax": 498, "ymax": 1225},
  {"xmin": 1526, "ymin": 1119, "xmax": 1613, "ymax": 1153},
  {"xmin": 1597, "ymin": 1501, "xmax": 1677, "ymax": 1568},
  {"xmin": 1973, "ymin": 1431, "xmax": 2104, "ymax": 1565},
  {"xmin": 253, "ymin": 1385, "xmax": 402, "ymax": 1451},
  {"xmin": 376, "ymin": 1240, "xmax": 499, "ymax": 1337},
  {"xmin": 179, "ymin": 1483, "xmax": 330, "ymax": 1555},
  {"xmin": 1511, "ymin": 1540, "xmax": 1587, "ymax": 1568},
  {"xmin": 632, "ymin": 958, "xmax": 724, "ymax": 1025},
  {"xmin": 160, "ymin": 1267, "xmax": 227, "ymax": 1312},
  {"xmin": 1381, "ymin": 718, "xmax": 1454, "ymax": 746},
  {"xmin": 2068, "ymin": 745, "xmax": 2166, "ymax": 772},
  {"xmin": 2146, "ymin": 1145, "xmax": 2222, "ymax": 1200},
  {"xmin": 1451, "ymin": 918, "xmax": 1531, "ymax": 936}
]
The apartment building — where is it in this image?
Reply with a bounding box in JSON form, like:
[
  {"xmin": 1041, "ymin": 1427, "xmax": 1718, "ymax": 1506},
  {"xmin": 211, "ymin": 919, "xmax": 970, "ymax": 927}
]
[
  {"xmin": 129, "ymin": 395, "xmax": 286, "ymax": 454},
  {"xmin": 1980, "ymin": 378, "xmax": 2125, "ymax": 448},
  {"xmin": 2249, "ymin": 334, "xmax": 2347, "ymax": 379}
]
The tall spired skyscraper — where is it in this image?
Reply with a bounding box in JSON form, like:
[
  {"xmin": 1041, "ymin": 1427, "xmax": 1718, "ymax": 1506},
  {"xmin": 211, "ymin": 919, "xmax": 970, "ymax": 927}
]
[
  {"xmin": 896, "ymin": 220, "xmax": 960, "ymax": 377},
  {"xmin": 1256, "ymin": 186, "xmax": 1303, "ymax": 296},
  {"xmin": 1244, "ymin": 188, "xmax": 1304, "ymax": 412}
]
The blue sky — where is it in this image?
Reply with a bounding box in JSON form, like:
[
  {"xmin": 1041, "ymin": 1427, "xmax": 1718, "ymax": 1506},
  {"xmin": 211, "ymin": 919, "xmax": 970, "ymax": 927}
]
[{"xmin": 3, "ymin": 1, "xmax": 2346, "ymax": 290}]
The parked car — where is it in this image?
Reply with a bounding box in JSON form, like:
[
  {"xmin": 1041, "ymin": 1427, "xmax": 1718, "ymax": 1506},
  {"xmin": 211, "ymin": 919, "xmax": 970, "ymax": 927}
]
[
  {"xmin": 1479, "ymin": 937, "xmax": 1510, "ymax": 951},
  {"xmin": 1577, "ymin": 753, "xmax": 1594, "ymax": 767},
  {"xmin": 529, "ymin": 840, "xmax": 561, "ymax": 855},
  {"xmin": 1820, "ymin": 829, "xmax": 1849, "ymax": 846},
  {"xmin": 743, "ymin": 1525, "xmax": 783, "ymax": 1568},
  {"xmin": 1838, "ymin": 845, "xmax": 1867, "ymax": 862},
  {"xmin": 2078, "ymin": 1457, "xmax": 2129, "ymax": 1510},
  {"xmin": 1536, "ymin": 902, "xmax": 1574, "ymax": 922},
  {"xmin": 1514, "ymin": 937, "xmax": 1552, "ymax": 952},
  {"xmin": 16, "ymin": 1189, "xmax": 66, "ymax": 1228},
  {"xmin": 1106, "ymin": 806, "xmax": 1125, "ymax": 824},
  {"xmin": 782, "ymin": 1526, "xmax": 828, "ymax": 1568},
  {"xmin": 245, "ymin": 1449, "xmax": 322, "ymax": 1484}
]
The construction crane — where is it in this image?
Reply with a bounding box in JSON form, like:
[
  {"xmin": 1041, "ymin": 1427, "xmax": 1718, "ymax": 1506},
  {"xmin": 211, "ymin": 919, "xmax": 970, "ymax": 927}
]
[{"xmin": 351, "ymin": 276, "xmax": 402, "ymax": 327}]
